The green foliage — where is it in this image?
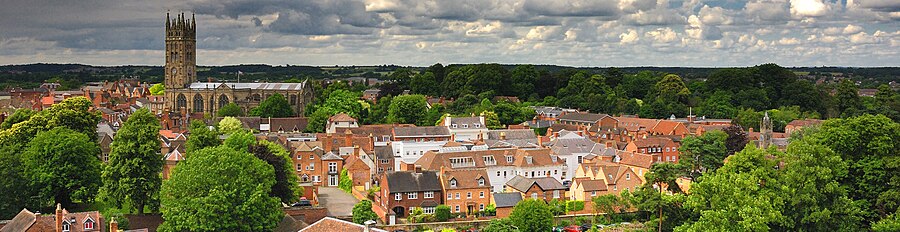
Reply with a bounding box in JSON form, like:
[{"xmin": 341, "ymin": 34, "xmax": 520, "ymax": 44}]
[
  {"xmin": 678, "ymin": 131, "xmax": 728, "ymax": 178},
  {"xmin": 835, "ymin": 79, "xmax": 863, "ymax": 117},
  {"xmin": 482, "ymin": 218, "xmax": 520, "ymax": 232},
  {"xmin": 548, "ymin": 199, "xmax": 567, "ymax": 216},
  {"xmin": 149, "ymin": 83, "xmax": 165, "ymax": 95},
  {"xmin": 352, "ymin": 200, "xmax": 378, "ymax": 224},
  {"xmin": 216, "ymin": 102, "xmax": 243, "ymax": 117},
  {"xmin": 873, "ymin": 211, "xmax": 900, "ymax": 232},
  {"xmin": 101, "ymin": 109, "xmax": 162, "ymax": 214},
  {"xmin": 0, "ymin": 144, "xmax": 28, "ymax": 219},
  {"xmin": 223, "ymin": 129, "xmax": 256, "ymax": 152},
  {"xmin": 338, "ymin": 168, "xmax": 352, "ymax": 193},
  {"xmin": 408, "ymin": 207, "xmax": 425, "ymax": 223},
  {"xmin": 185, "ymin": 120, "xmax": 220, "ymax": 154},
  {"xmin": 0, "ymin": 97, "xmax": 101, "ymax": 146},
  {"xmin": 593, "ymin": 194, "xmax": 626, "ymax": 221},
  {"xmin": 509, "ymin": 199, "xmax": 554, "ymax": 232},
  {"xmin": 481, "ymin": 111, "xmax": 503, "ymax": 129},
  {"xmin": 250, "ymin": 93, "xmax": 295, "ymax": 117},
  {"xmin": 251, "ymin": 140, "xmax": 300, "ymax": 203},
  {"xmin": 0, "ymin": 108, "xmax": 34, "ymax": 129},
  {"xmin": 435, "ymin": 205, "xmax": 452, "ymax": 222},
  {"xmin": 306, "ymin": 89, "xmax": 363, "ymax": 132},
  {"xmin": 365, "ymin": 96, "xmax": 392, "ymax": 124},
  {"xmin": 159, "ymin": 146, "xmax": 282, "ymax": 231},
  {"xmin": 566, "ymin": 200, "xmax": 585, "ymax": 212},
  {"xmin": 217, "ymin": 116, "xmax": 244, "ymax": 135},
  {"xmin": 22, "ymin": 127, "xmax": 101, "ymax": 207},
  {"xmin": 388, "ymin": 94, "xmax": 428, "ymax": 125}
]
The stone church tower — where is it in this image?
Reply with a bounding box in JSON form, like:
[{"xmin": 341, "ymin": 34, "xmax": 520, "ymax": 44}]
[
  {"xmin": 165, "ymin": 12, "xmax": 196, "ymax": 90},
  {"xmin": 759, "ymin": 111, "xmax": 773, "ymax": 149}
]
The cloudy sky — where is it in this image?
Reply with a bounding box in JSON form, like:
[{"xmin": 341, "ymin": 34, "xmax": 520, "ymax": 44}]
[{"xmin": 0, "ymin": 0, "xmax": 898, "ymax": 67}]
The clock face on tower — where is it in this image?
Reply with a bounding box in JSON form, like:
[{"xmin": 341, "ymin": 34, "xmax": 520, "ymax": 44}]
[{"xmin": 171, "ymin": 68, "xmax": 177, "ymax": 75}]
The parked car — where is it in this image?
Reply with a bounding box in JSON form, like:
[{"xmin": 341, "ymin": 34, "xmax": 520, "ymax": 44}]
[
  {"xmin": 291, "ymin": 199, "xmax": 312, "ymax": 207},
  {"xmin": 564, "ymin": 225, "xmax": 582, "ymax": 232}
]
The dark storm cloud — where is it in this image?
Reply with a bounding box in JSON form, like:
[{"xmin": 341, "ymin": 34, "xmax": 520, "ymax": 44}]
[
  {"xmin": 184, "ymin": 0, "xmax": 385, "ymax": 35},
  {"xmin": 856, "ymin": 0, "xmax": 900, "ymax": 12},
  {"xmin": 522, "ymin": 0, "xmax": 621, "ymax": 17}
]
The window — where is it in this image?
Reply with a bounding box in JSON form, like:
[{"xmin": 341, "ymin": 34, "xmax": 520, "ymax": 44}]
[
  {"xmin": 62, "ymin": 223, "xmax": 70, "ymax": 232},
  {"xmin": 562, "ymin": 172, "xmax": 566, "ymax": 178},
  {"xmin": 504, "ymin": 171, "xmax": 507, "ymax": 177},
  {"xmin": 297, "ymin": 164, "xmax": 302, "ymax": 171},
  {"xmin": 84, "ymin": 218, "xmax": 95, "ymax": 230},
  {"xmin": 455, "ymin": 193, "xmax": 460, "ymax": 199},
  {"xmin": 308, "ymin": 163, "xmax": 315, "ymax": 170},
  {"xmin": 626, "ymin": 173, "xmax": 631, "ymax": 180},
  {"xmin": 614, "ymin": 185, "xmax": 618, "ymax": 191},
  {"xmin": 483, "ymin": 156, "xmax": 496, "ymax": 165},
  {"xmin": 506, "ymin": 156, "xmax": 513, "ymax": 163},
  {"xmin": 554, "ymin": 170, "xmax": 558, "ymax": 175},
  {"xmin": 328, "ymin": 162, "xmax": 337, "ymax": 173},
  {"xmin": 475, "ymin": 124, "xmax": 481, "ymax": 128},
  {"xmin": 553, "ymin": 190, "xmax": 560, "ymax": 199},
  {"xmin": 497, "ymin": 171, "xmax": 501, "ymax": 176},
  {"xmin": 526, "ymin": 156, "xmax": 533, "ymax": 164},
  {"xmin": 448, "ymin": 193, "xmax": 452, "ymax": 200},
  {"xmin": 395, "ymin": 193, "xmax": 402, "ymax": 200},
  {"xmin": 424, "ymin": 207, "xmax": 435, "ymax": 214},
  {"xmin": 480, "ymin": 204, "xmax": 485, "ymax": 210},
  {"xmin": 480, "ymin": 191, "xmax": 485, "ymax": 198},
  {"xmin": 666, "ymin": 147, "xmax": 670, "ymax": 152},
  {"xmin": 531, "ymin": 193, "xmax": 539, "ymax": 199},
  {"xmin": 450, "ymin": 179, "xmax": 457, "ymax": 188},
  {"xmin": 381, "ymin": 159, "xmax": 389, "ymax": 164},
  {"xmin": 591, "ymin": 191, "xmax": 597, "ymax": 196},
  {"xmin": 408, "ymin": 192, "xmax": 418, "ymax": 199},
  {"xmin": 478, "ymin": 178, "xmax": 485, "ymax": 186},
  {"xmin": 577, "ymin": 156, "xmax": 584, "ymax": 164},
  {"xmin": 313, "ymin": 176, "xmax": 320, "ymax": 182},
  {"xmin": 463, "ymin": 124, "xmax": 469, "ymax": 128},
  {"xmin": 452, "ymin": 124, "xmax": 458, "ymax": 128},
  {"xmin": 425, "ymin": 191, "xmax": 434, "ymax": 199},
  {"xmin": 455, "ymin": 205, "xmax": 460, "ymax": 212},
  {"xmin": 467, "ymin": 192, "xmax": 472, "ymax": 199}
]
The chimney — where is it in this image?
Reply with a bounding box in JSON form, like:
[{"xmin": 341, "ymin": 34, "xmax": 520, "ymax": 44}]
[
  {"xmin": 55, "ymin": 203, "xmax": 63, "ymax": 232},
  {"xmin": 538, "ymin": 136, "xmax": 543, "ymax": 147},
  {"xmin": 345, "ymin": 129, "xmax": 353, "ymax": 147},
  {"xmin": 110, "ymin": 217, "xmax": 119, "ymax": 232},
  {"xmin": 368, "ymin": 133, "xmax": 375, "ymax": 147},
  {"xmin": 749, "ymin": 128, "xmax": 754, "ymax": 133},
  {"xmin": 500, "ymin": 132, "xmax": 506, "ymax": 140},
  {"xmin": 546, "ymin": 127, "xmax": 553, "ymax": 137},
  {"xmin": 325, "ymin": 134, "xmax": 333, "ymax": 152},
  {"xmin": 354, "ymin": 145, "xmax": 360, "ymax": 157}
]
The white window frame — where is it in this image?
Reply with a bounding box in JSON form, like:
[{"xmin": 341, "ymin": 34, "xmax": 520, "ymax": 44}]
[
  {"xmin": 408, "ymin": 192, "xmax": 418, "ymax": 199},
  {"xmin": 424, "ymin": 207, "xmax": 435, "ymax": 214},
  {"xmin": 553, "ymin": 190, "xmax": 560, "ymax": 199},
  {"xmin": 395, "ymin": 193, "xmax": 402, "ymax": 201},
  {"xmin": 424, "ymin": 191, "xmax": 434, "ymax": 199},
  {"xmin": 479, "ymin": 191, "xmax": 485, "ymax": 198},
  {"xmin": 455, "ymin": 193, "xmax": 460, "ymax": 199},
  {"xmin": 467, "ymin": 192, "xmax": 472, "ymax": 199},
  {"xmin": 626, "ymin": 173, "xmax": 631, "ymax": 180},
  {"xmin": 478, "ymin": 178, "xmax": 485, "ymax": 186},
  {"xmin": 531, "ymin": 193, "xmax": 538, "ymax": 199},
  {"xmin": 455, "ymin": 205, "xmax": 460, "ymax": 212},
  {"xmin": 450, "ymin": 179, "xmax": 457, "ymax": 188}
]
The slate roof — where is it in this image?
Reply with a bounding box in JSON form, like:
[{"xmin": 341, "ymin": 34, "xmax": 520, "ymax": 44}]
[
  {"xmin": 442, "ymin": 169, "xmax": 491, "ymax": 190},
  {"xmin": 268, "ymin": 117, "xmax": 308, "ymax": 132},
  {"xmin": 448, "ymin": 116, "xmax": 483, "ymax": 128},
  {"xmin": 559, "ymin": 112, "xmax": 610, "ymax": 123},
  {"xmin": 484, "ymin": 129, "xmax": 539, "ymax": 148},
  {"xmin": 374, "ymin": 145, "xmax": 394, "ymax": 161},
  {"xmin": 0, "ymin": 209, "xmax": 37, "ymax": 232},
  {"xmin": 393, "ymin": 126, "xmax": 451, "ymax": 137},
  {"xmin": 189, "ymin": 82, "xmax": 308, "ymax": 91},
  {"xmin": 493, "ymin": 192, "xmax": 523, "ymax": 208},
  {"xmin": 505, "ymin": 175, "xmax": 567, "ymax": 192},
  {"xmin": 385, "ymin": 171, "xmax": 443, "ymax": 193}
]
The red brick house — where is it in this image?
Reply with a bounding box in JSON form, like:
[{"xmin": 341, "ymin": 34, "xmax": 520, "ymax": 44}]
[
  {"xmin": 625, "ymin": 137, "xmax": 679, "ymax": 163},
  {"xmin": 0, "ymin": 204, "xmax": 104, "ymax": 232},
  {"xmin": 293, "ymin": 141, "xmax": 344, "ymax": 187},
  {"xmin": 440, "ymin": 169, "xmax": 492, "ymax": 216},
  {"xmin": 374, "ymin": 171, "xmax": 443, "ymax": 225}
]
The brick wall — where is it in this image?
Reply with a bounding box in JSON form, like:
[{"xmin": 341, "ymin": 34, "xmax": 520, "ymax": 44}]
[{"xmin": 284, "ymin": 206, "xmax": 328, "ymax": 225}]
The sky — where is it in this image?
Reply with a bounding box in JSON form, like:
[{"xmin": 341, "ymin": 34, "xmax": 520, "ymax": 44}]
[{"xmin": 0, "ymin": 0, "xmax": 898, "ymax": 67}]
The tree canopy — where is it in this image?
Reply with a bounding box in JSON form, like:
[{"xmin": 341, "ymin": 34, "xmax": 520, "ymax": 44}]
[
  {"xmin": 185, "ymin": 120, "xmax": 219, "ymax": 154},
  {"xmin": 250, "ymin": 93, "xmax": 294, "ymax": 117},
  {"xmin": 509, "ymin": 199, "xmax": 554, "ymax": 232},
  {"xmin": 388, "ymin": 94, "xmax": 428, "ymax": 125},
  {"xmin": 250, "ymin": 140, "xmax": 299, "ymax": 203},
  {"xmin": 101, "ymin": 108, "xmax": 162, "ymax": 214},
  {"xmin": 159, "ymin": 146, "xmax": 283, "ymax": 231},
  {"xmin": 22, "ymin": 127, "xmax": 101, "ymax": 207},
  {"xmin": 216, "ymin": 102, "xmax": 243, "ymax": 117}
]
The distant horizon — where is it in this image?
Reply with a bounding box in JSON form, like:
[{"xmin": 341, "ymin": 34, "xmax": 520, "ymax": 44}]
[{"xmin": 2, "ymin": 62, "xmax": 898, "ymax": 69}]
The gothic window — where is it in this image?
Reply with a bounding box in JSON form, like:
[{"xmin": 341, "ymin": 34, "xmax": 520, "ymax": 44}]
[
  {"xmin": 218, "ymin": 95, "xmax": 229, "ymax": 108},
  {"xmin": 290, "ymin": 94, "xmax": 298, "ymax": 105},
  {"xmin": 252, "ymin": 94, "xmax": 261, "ymax": 102},
  {"xmin": 176, "ymin": 94, "xmax": 187, "ymax": 110},
  {"xmin": 193, "ymin": 94, "xmax": 204, "ymax": 112}
]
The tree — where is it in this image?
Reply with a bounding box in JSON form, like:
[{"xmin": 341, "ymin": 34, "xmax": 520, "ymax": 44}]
[
  {"xmin": 593, "ymin": 194, "xmax": 625, "ymax": 222},
  {"xmin": 699, "ymin": 91, "xmax": 736, "ymax": 119},
  {"xmin": 217, "ymin": 117, "xmax": 244, "ymax": 135},
  {"xmin": 388, "ymin": 94, "xmax": 428, "ymax": 125},
  {"xmin": 366, "ymin": 96, "xmax": 392, "ymax": 124},
  {"xmin": 159, "ymin": 146, "xmax": 282, "ymax": 231},
  {"xmin": 722, "ymin": 125, "xmax": 749, "ymax": 155},
  {"xmin": 250, "ymin": 141, "xmax": 299, "ymax": 203},
  {"xmin": 101, "ymin": 109, "xmax": 162, "ymax": 214},
  {"xmin": 481, "ymin": 111, "xmax": 503, "ymax": 129},
  {"xmin": 435, "ymin": 205, "xmax": 452, "ymax": 222},
  {"xmin": 185, "ymin": 120, "xmax": 219, "ymax": 154},
  {"xmin": 873, "ymin": 212, "xmax": 900, "ymax": 232},
  {"xmin": 338, "ymin": 168, "xmax": 352, "ymax": 193},
  {"xmin": 250, "ymin": 93, "xmax": 294, "ymax": 117},
  {"xmin": 22, "ymin": 127, "xmax": 101, "ymax": 207},
  {"xmin": 217, "ymin": 102, "xmax": 243, "ymax": 117},
  {"xmin": 224, "ymin": 129, "xmax": 256, "ymax": 152},
  {"xmin": 149, "ymin": 83, "xmax": 165, "ymax": 95},
  {"xmin": 509, "ymin": 199, "xmax": 554, "ymax": 232},
  {"xmin": 0, "ymin": 97, "xmax": 100, "ymax": 146},
  {"xmin": 483, "ymin": 218, "xmax": 520, "ymax": 232},
  {"xmin": 410, "ymin": 72, "xmax": 439, "ymax": 96},
  {"xmin": 678, "ymin": 131, "xmax": 728, "ymax": 178},
  {"xmin": 0, "ymin": 108, "xmax": 34, "ymax": 129},
  {"xmin": 352, "ymin": 200, "xmax": 378, "ymax": 224},
  {"xmin": 547, "ymin": 199, "xmax": 567, "ymax": 216},
  {"xmin": 834, "ymin": 80, "xmax": 862, "ymax": 117},
  {"xmin": 0, "ymin": 144, "xmax": 29, "ymax": 219}
]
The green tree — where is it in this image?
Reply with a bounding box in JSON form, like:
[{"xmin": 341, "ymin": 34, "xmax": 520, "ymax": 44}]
[
  {"xmin": 835, "ymin": 80, "xmax": 863, "ymax": 117},
  {"xmin": 185, "ymin": 120, "xmax": 219, "ymax": 154},
  {"xmin": 0, "ymin": 109, "xmax": 34, "ymax": 129},
  {"xmin": 483, "ymin": 218, "xmax": 520, "ymax": 232},
  {"xmin": 352, "ymin": 200, "xmax": 378, "ymax": 224},
  {"xmin": 250, "ymin": 140, "xmax": 299, "ymax": 203},
  {"xmin": 22, "ymin": 127, "xmax": 101, "ymax": 207},
  {"xmin": 149, "ymin": 83, "xmax": 165, "ymax": 95},
  {"xmin": 250, "ymin": 93, "xmax": 294, "ymax": 117},
  {"xmin": 678, "ymin": 131, "xmax": 728, "ymax": 178},
  {"xmin": 101, "ymin": 109, "xmax": 162, "ymax": 214},
  {"xmin": 509, "ymin": 199, "xmax": 553, "ymax": 232},
  {"xmin": 366, "ymin": 96, "xmax": 392, "ymax": 124},
  {"xmin": 510, "ymin": 65, "xmax": 538, "ymax": 99},
  {"xmin": 223, "ymin": 129, "xmax": 256, "ymax": 152},
  {"xmin": 0, "ymin": 144, "xmax": 29, "ymax": 219},
  {"xmin": 410, "ymin": 72, "xmax": 439, "ymax": 96},
  {"xmin": 435, "ymin": 205, "xmax": 452, "ymax": 222},
  {"xmin": 547, "ymin": 199, "xmax": 567, "ymax": 216},
  {"xmin": 873, "ymin": 211, "xmax": 900, "ymax": 232},
  {"xmin": 217, "ymin": 117, "xmax": 244, "ymax": 135},
  {"xmin": 0, "ymin": 97, "xmax": 100, "ymax": 146},
  {"xmin": 722, "ymin": 125, "xmax": 749, "ymax": 155},
  {"xmin": 388, "ymin": 94, "xmax": 428, "ymax": 125},
  {"xmin": 338, "ymin": 168, "xmax": 352, "ymax": 193},
  {"xmin": 216, "ymin": 102, "xmax": 243, "ymax": 117},
  {"xmin": 159, "ymin": 146, "xmax": 282, "ymax": 231},
  {"xmin": 481, "ymin": 111, "xmax": 503, "ymax": 129},
  {"xmin": 593, "ymin": 194, "xmax": 625, "ymax": 222},
  {"xmin": 699, "ymin": 91, "xmax": 736, "ymax": 119}
]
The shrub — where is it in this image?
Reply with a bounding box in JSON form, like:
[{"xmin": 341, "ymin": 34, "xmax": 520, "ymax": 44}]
[{"xmin": 435, "ymin": 205, "xmax": 451, "ymax": 222}]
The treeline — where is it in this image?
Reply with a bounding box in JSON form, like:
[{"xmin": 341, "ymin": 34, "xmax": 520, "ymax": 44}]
[{"xmin": 378, "ymin": 63, "xmax": 900, "ymax": 124}]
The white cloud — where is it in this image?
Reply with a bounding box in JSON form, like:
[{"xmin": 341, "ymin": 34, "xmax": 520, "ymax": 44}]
[
  {"xmin": 843, "ymin": 24, "xmax": 864, "ymax": 34},
  {"xmin": 698, "ymin": 5, "xmax": 732, "ymax": 25},
  {"xmin": 646, "ymin": 27, "xmax": 678, "ymax": 43},
  {"xmin": 620, "ymin": 29, "xmax": 640, "ymax": 44},
  {"xmin": 778, "ymin": 37, "xmax": 801, "ymax": 45},
  {"xmin": 790, "ymin": 0, "xmax": 831, "ymax": 17}
]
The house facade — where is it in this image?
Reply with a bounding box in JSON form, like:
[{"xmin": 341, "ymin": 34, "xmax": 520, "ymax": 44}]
[
  {"xmin": 440, "ymin": 169, "xmax": 492, "ymax": 216},
  {"xmin": 374, "ymin": 171, "xmax": 443, "ymax": 225},
  {"xmin": 441, "ymin": 116, "xmax": 487, "ymax": 141}
]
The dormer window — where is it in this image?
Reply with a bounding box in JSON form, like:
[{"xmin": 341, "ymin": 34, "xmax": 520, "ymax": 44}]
[
  {"xmin": 84, "ymin": 217, "xmax": 95, "ymax": 230},
  {"xmin": 474, "ymin": 124, "xmax": 481, "ymax": 128},
  {"xmin": 463, "ymin": 124, "xmax": 469, "ymax": 128},
  {"xmin": 450, "ymin": 179, "xmax": 457, "ymax": 188},
  {"xmin": 478, "ymin": 177, "xmax": 485, "ymax": 186},
  {"xmin": 452, "ymin": 124, "xmax": 458, "ymax": 128},
  {"xmin": 525, "ymin": 156, "xmax": 533, "ymax": 164},
  {"xmin": 62, "ymin": 222, "xmax": 71, "ymax": 232},
  {"xmin": 506, "ymin": 156, "xmax": 513, "ymax": 163}
]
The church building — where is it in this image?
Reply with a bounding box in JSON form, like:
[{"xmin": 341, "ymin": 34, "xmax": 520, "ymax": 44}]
[{"xmin": 163, "ymin": 13, "xmax": 313, "ymax": 116}]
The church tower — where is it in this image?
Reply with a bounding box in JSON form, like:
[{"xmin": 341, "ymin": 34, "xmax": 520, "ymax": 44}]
[
  {"xmin": 759, "ymin": 111, "xmax": 773, "ymax": 149},
  {"xmin": 165, "ymin": 12, "xmax": 197, "ymax": 89}
]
